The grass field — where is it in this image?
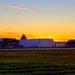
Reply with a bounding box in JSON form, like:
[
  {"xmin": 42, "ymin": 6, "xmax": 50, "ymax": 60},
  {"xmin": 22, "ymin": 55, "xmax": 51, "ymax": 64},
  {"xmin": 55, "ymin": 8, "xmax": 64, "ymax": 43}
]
[{"xmin": 0, "ymin": 50, "xmax": 75, "ymax": 75}]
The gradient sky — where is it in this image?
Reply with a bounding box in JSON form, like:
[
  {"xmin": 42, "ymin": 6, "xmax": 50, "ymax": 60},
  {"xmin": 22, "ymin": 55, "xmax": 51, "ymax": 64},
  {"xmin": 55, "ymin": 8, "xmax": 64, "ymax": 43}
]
[{"xmin": 0, "ymin": 0, "xmax": 75, "ymax": 41}]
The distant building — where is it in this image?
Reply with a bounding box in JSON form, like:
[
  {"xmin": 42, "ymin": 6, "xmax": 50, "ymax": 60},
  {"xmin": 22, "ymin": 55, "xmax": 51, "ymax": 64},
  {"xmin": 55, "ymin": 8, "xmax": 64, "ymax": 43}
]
[
  {"xmin": 55, "ymin": 42, "xmax": 67, "ymax": 47},
  {"xmin": 67, "ymin": 40, "xmax": 75, "ymax": 47},
  {"xmin": 19, "ymin": 35, "xmax": 55, "ymax": 47},
  {"xmin": 0, "ymin": 35, "xmax": 70, "ymax": 48},
  {"xmin": 38, "ymin": 39, "xmax": 55, "ymax": 47},
  {"xmin": 0, "ymin": 38, "xmax": 20, "ymax": 48},
  {"xmin": 0, "ymin": 39, "xmax": 3, "ymax": 42}
]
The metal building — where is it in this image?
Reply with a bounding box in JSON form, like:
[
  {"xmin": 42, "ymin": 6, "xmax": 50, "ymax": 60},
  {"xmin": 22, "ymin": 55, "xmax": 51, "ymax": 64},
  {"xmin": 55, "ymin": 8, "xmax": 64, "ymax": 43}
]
[{"xmin": 19, "ymin": 39, "xmax": 55, "ymax": 48}]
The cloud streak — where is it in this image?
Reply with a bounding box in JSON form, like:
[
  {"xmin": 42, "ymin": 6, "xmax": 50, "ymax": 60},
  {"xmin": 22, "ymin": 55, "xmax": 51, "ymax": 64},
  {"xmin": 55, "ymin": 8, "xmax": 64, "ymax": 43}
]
[{"xmin": 0, "ymin": 4, "xmax": 29, "ymax": 11}]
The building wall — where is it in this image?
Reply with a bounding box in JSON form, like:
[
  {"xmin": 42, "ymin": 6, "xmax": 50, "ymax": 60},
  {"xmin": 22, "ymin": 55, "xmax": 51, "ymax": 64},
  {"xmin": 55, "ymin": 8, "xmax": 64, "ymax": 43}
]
[
  {"xmin": 0, "ymin": 39, "xmax": 3, "ymax": 42},
  {"xmin": 19, "ymin": 39, "xmax": 55, "ymax": 47},
  {"xmin": 55, "ymin": 42, "xmax": 66, "ymax": 47},
  {"xmin": 19, "ymin": 39, "xmax": 39, "ymax": 47},
  {"xmin": 39, "ymin": 39, "xmax": 55, "ymax": 47}
]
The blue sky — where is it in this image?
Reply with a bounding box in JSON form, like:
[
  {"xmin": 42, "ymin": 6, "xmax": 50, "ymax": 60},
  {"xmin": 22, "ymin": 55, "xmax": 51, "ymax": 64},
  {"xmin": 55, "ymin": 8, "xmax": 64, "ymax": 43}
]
[{"xmin": 0, "ymin": 0, "xmax": 75, "ymax": 41}]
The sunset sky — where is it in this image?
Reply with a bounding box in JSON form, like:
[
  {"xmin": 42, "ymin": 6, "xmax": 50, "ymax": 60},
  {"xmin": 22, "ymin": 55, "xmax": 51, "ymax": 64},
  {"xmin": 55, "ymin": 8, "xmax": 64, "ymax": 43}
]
[{"xmin": 0, "ymin": 0, "xmax": 75, "ymax": 41}]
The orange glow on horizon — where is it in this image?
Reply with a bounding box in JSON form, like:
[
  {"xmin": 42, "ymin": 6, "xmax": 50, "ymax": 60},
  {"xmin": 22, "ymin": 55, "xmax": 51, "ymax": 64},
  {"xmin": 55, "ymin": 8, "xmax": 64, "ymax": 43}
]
[{"xmin": 0, "ymin": 33, "xmax": 70, "ymax": 42}]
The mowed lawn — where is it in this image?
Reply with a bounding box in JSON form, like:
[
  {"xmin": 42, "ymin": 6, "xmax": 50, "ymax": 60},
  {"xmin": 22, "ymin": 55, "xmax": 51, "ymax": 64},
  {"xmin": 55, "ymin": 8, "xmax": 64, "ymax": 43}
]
[
  {"xmin": 0, "ymin": 50, "xmax": 75, "ymax": 75},
  {"xmin": 0, "ymin": 50, "xmax": 75, "ymax": 65}
]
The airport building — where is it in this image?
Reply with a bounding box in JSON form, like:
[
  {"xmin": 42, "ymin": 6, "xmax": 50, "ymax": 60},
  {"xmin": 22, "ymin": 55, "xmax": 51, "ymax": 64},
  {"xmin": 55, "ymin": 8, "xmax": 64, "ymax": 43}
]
[
  {"xmin": 19, "ymin": 35, "xmax": 67, "ymax": 48},
  {"xmin": 0, "ymin": 35, "xmax": 67, "ymax": 48},
  {"xmin": 19, "ymin": 39, "xmax": 55, "ymax": 48}
]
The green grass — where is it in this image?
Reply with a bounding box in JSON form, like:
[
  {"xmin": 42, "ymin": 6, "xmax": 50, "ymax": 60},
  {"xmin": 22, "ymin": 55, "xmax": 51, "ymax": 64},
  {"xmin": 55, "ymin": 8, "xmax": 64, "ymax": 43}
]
[
  {"xmin": 0, "ymin": 50, "xmax": 75, "ymax": 65},
  {"xmin": 0, "ymin": 62, "xmax": 75, "ymax": 75},
  {"xmin": 0, "ymin": 50, "xmax": 75, "ymax": 74}
]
